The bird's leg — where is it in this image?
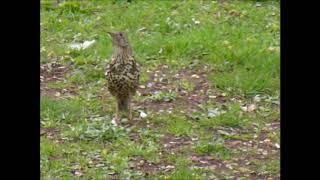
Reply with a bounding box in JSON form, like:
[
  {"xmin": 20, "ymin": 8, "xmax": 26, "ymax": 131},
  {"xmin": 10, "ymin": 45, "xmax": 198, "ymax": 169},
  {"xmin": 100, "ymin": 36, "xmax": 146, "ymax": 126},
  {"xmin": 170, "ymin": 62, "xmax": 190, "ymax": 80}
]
[
  {"xmin": 115, "ymin": 98, "xmax": 121, "ymax": 125},
  {"xmin": 128, "ymin": 95, "xmax": 133, "ymax": 121}
]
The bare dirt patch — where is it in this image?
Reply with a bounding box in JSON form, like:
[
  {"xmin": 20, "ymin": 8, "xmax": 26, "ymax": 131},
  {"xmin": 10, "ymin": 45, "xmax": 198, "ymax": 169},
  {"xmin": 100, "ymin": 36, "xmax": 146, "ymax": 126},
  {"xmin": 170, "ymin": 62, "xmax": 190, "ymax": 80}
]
[
  {"xmin": 40, "ymin": 127, "xmax": 60, "ymax": 140},
  {"xmin": 40, "ymin": 62, "xmax": 76, "ymax": 98},
  {"xmin": 129, "ymin": 157, "xmax": 160, "ymax": 175},
  {"xmin": 135, "ymin": 64, "xmax": 218, "ymax": 113},
  {"xmin": 162, "ymin": 134, "xmax": 193, "ymax": 153},
  {"xmin": 189, "ymin": 154, "xmax": 228, "ymax": 171}
]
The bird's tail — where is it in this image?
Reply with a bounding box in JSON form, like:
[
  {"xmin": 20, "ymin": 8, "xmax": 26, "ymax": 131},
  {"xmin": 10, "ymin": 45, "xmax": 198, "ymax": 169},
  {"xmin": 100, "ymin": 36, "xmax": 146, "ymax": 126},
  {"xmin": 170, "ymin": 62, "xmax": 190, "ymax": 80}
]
[{"xmin": 117, "ymin": 97, "xmax": 129, "ymax": 112}]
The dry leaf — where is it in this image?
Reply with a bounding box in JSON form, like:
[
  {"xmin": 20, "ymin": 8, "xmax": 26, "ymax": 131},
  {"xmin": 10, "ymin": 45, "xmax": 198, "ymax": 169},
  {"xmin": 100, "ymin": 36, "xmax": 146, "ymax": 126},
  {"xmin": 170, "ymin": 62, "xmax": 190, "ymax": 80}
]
[
  {"xmin": 191, "ymin": 74, "xmax": 200, "ymax": 79},
  {"xmin": 248, "ymin": 104, "xmax": 256, "ymax": 112},
  {"xmin": 69, "ymin": 40, "xmax": 96, "ymax": 50}
]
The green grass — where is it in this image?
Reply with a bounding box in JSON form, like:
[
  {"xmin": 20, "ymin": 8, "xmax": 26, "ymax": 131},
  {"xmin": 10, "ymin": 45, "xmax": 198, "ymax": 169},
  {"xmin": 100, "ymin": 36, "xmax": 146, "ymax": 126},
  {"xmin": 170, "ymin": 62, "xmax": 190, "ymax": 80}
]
[
  {"xmin": 200, "ymin": 103, "xmax": 246, "ymax": 128},
  {"xmin": 148, "ymin": 91, "xmax": 177, "ymax": 102},
  {"xmin": 41, "ymin": 0, "xmax": 280, "ymax": 179},
  {"xmin": 41, "ymin": 97, "xmax": 86, "ymax": 127},
  {"xmin": 253, "ymin": 159, "xmax": 280, "ymax": 176},
  {"xmin": 194, "ymin": 139, "xmax": 231, "ymax": 160},
  {"xmin": 167, "ymin": 116, "xmax": 193, "ymax": 136}
]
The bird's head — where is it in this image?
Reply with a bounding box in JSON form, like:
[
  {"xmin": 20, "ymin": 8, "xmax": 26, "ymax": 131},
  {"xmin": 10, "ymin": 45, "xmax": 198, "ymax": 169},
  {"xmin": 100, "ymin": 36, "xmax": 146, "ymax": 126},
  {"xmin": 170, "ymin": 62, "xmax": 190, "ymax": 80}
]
[{"xmin": 107, "ymin": 31, "xmax": 130, "ymax": 48}]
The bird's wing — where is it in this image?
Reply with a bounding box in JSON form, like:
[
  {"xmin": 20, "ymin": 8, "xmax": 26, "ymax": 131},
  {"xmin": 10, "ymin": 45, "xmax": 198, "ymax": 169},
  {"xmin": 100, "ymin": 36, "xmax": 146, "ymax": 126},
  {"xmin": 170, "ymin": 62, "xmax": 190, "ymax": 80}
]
[{"xmin": 105, "ymin": 57, "xmax": 117, "ymax": 76}]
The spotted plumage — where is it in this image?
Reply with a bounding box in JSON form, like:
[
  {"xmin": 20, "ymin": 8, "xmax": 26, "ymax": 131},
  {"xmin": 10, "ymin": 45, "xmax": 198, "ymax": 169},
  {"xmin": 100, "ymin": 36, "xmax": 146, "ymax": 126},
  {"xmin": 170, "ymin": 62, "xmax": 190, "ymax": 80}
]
[{"xmin": 105, "ymin": 32, "xmax": 140, "ymax": 124}]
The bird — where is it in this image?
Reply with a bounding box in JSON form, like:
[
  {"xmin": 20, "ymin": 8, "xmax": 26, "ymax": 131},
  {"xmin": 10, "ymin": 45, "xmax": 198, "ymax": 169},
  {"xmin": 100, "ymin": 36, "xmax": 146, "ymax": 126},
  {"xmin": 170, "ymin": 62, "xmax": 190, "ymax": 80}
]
[{"xmin": 105, "ymin": 32, "xmax": 140, "ymax": 125}]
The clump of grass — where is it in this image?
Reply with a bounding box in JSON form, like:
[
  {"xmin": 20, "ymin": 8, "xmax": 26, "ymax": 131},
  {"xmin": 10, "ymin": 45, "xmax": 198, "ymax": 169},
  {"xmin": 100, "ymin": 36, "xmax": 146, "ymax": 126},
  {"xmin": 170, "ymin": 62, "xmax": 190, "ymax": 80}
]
[
  {"xmin": 177, "ymin": 79, "xmax": 195, "ymax": 92},
  {"xmin": 200, "ymin": 103, "xmax": 244, "ymax": 128},
  {"xmin": 41, "ymin": 97, "xmax": 85, "ymax": 127},
  {"xmin": 62, "ymin": 120, "xmax": 127, "ymax": 142},
  {"xmin": 224, "ymin": 134, "xmax": 253, "ymax": 141},
  {"xmin": 194, "ymin": 140, "xmax": 231, "ymax": 160},
  {"xmin": 57, "ymin": 2, "xmax": 81, "ymax": 14},
  {"xmin": 167, "ymin": 116, "xmax": 193, "ymax": 136},
  {"xmin": 118, "ymin": 141, "xmax": 159, "ymax": 162},
  {"xmin": 148, "ymin": 91, "xmax": 177, "ymax": 102},
  {"xmin": 47, "ymin": 82, "xmax": 69, "ymax": 89},
  {"xmin": 139, "ymin": 70, "xmax": 149, "ymax": 84},
  {"xmin": 166, "ymin": 156, "xmax": 211, "ymax": 179},
  {"xmin": 41, "ymin": 137, "xmax": 59, "ymax": 157},
  {"xmin": 169, "ymin": 168, "xmax": 197, "ymax": 180},
  {"xmin": 253, "ymin": 159, "xmax": 280, "ymax": 176}
]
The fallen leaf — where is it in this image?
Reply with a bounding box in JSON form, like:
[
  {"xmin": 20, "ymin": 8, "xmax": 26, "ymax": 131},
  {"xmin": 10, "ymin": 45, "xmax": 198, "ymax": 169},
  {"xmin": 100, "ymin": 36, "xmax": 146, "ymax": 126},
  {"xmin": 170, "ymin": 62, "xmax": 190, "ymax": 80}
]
[
  {"xmin": 191, "ymin": 74, "xmax": 200, "ymax": 79},
  {"xmin": 217, "ymin": 130, "xmax": 231, "ymax": 136},
  {"xmin": 147, "ymin": 82, "xmax": 153, "ymax": 88},
  {"xmin": 140, "ymin": 111, "xmax": 147, "ymax": 118},
  {"xmin": 138, "ymin": 27, "xmax": 147, "ymax": 32},
  {"xmin": 165, "ymin": 165, "xmax": 175, "ymax": 169},
  {"xmin": 228, "ymin": 140, "xmax": 242, "ymax": 146},
  {"xmin": 223, "ymin": 40, "xmax": 230, "ymax": 45},
  {"xmin": 69, "ymin": 40, "xmax": 96, "ymax": 50},
  {"xmin": 74, "ymin": 171, "xmax": 83, "ymax": 176},
  {"xmin": 241, "ymin": 106, "xmax": 248, "ymax": 111},
  {"xmin": 159, "ymin": 48, "xmax": 163, "ymax": 54},
  {"xmin": 102, "ymin": 149, "xmax": 107, "ymax": 156},
  {"xmin": 241, "ymin": 104, "xmax": 257, "ymax": 112},
  {"xmin": 254, "ymin": 95, "xmax": 261, "ymax": 102},
  {"xmin": 208, "ymin": 108, "xmax": 226, "ymax": 118},
  {"xmin": 262, "ymin": 150, "xmax": 268, "ymax": 156},
  {"xmin": 225, "ymin": 164, "xmax": 233, "ymax": 169},
  {"xmin": 247, "ymin": 104, "xmax": 256, "ymax": 112},
  {"xmin": 111, "ymin": 118, "xmax": 118, "ymax": 126}
]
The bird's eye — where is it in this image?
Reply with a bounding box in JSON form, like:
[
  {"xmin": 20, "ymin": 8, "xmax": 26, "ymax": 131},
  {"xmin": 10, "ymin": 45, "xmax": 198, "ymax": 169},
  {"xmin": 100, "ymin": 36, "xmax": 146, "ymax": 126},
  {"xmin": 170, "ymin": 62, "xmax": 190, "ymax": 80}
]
[{"xmin": 119, "ymin": 33, "xmax": 122, "ymax": 36}]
